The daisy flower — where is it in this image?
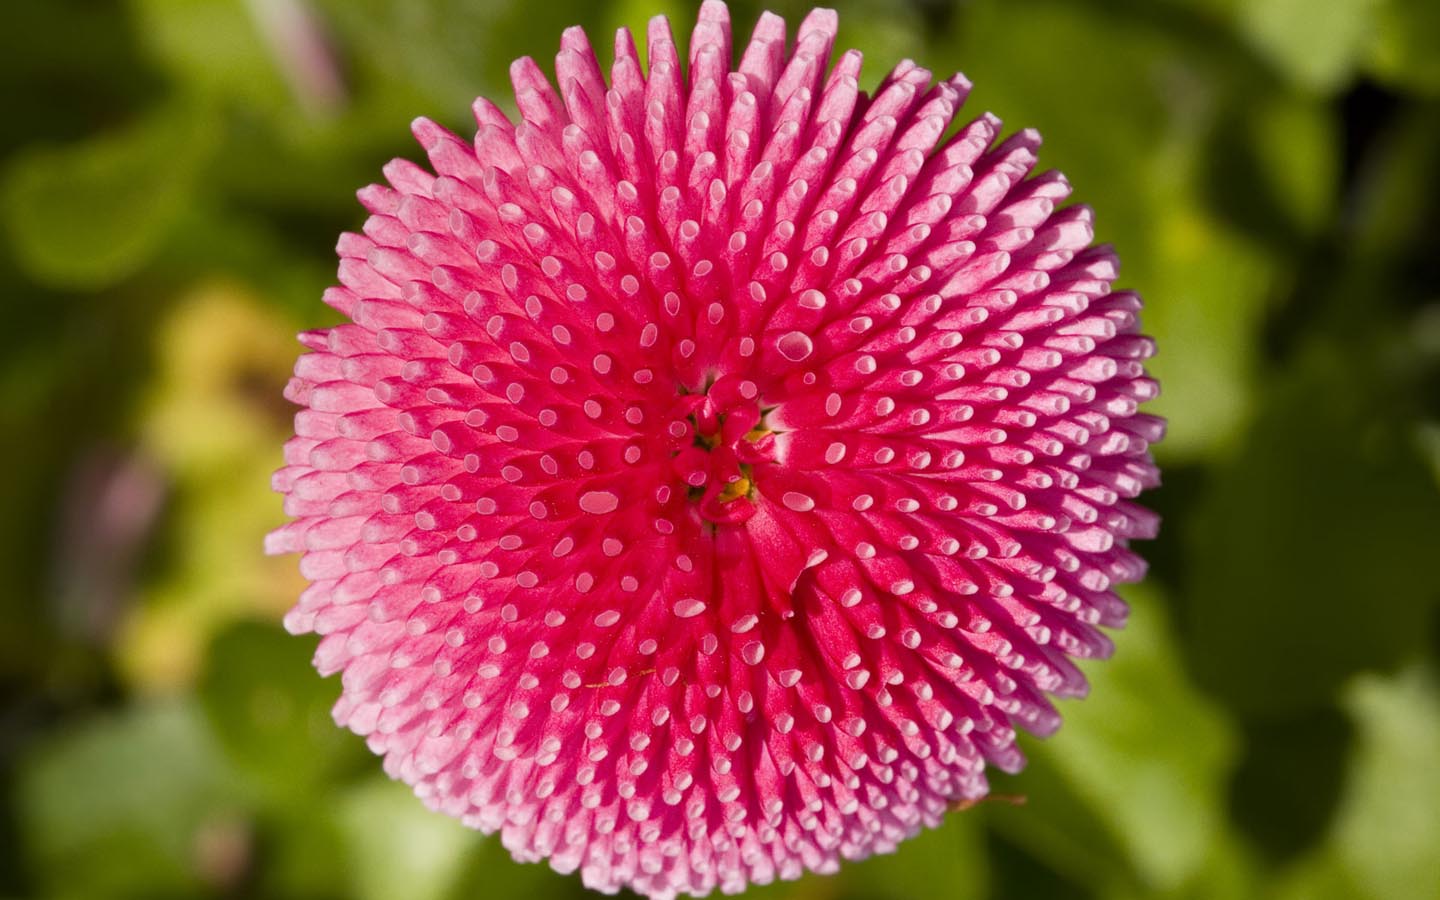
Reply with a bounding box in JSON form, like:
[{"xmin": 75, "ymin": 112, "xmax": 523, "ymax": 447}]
[{"xmin": 269, "ymin": 3, "xmax": 1162, "ymax": 896}]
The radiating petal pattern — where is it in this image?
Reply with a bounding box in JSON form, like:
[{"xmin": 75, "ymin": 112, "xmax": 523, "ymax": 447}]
[{"xmin": 268, "ymin": 4, "xmax": 1162, "ymax": 896}]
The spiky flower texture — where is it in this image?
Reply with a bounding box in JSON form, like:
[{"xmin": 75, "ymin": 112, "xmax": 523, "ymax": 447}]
[{"xmin": 269, "ymin": 4, "xmax": 1162, "ymax": 897}]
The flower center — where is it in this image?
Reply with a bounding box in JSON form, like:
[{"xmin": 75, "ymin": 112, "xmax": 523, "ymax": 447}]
[{"xmin": 669, "ymin": 376, "xmax": 778, "ymax": 525}]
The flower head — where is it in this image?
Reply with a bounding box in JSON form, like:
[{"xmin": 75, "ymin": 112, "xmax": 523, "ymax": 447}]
[{"xmin": 268, "ymin": 3, "xmax": 1162, "ymax": 896}]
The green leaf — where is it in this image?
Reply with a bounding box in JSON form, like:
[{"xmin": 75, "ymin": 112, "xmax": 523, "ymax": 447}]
[
  {"xmin": 116, "ymin": 281, "xmax": 304, "ymax": 692},
  {"xmin": 1237, "ymin": 0, "xmax": 1377, "ymax": 94},
  {"xmin": 337, "ymin": 778, "xmax": 482, "ymax": 900},
  {"xmin": 0, "ymin": 102, "xmax": 217, "ymax": 290},
  {"xmin": 601, "ymin": 0, "xmax": 692, "ymax": 70},
  {"xmin": 1331, "ymin": 665, "xmax": 1440, "ymax": 898},
  {"xmin": 199, "ymin": 620, "xmax": 364, "ymax": 798},
  {"xmin": 1270, "ymin": 852, "xmax": 1366, "ymax": 900},
  {"xmin": 0, "ymin": 0, "xmax": 163, "ymax": 151},
  {"xmin": 1228, "ymin": 707, "xmax": 1355, "ymax": 863},
  {"xmin": 1419, "ymin": 422, "xmax": 1440, "ymax": 491},
  {"xmin": 15, "ymin": 700, "xmax": 247, "ymax": 897},
  {"xmin": 1136, "ymin": 172, "xmax": 1273, "ymax": 460},
  {"xmin": 929, "ymin": 0, "xmax": 1300, "ymax": 461},
  {"xmin": 1184, "ymin": 342, "xmax": 1440, "ymax": 714},
  {"xmin": 1003, "ymin": 585, "xmax": 1239, "ymax": 895},
  {"xmin": 314, "ymin": 0, "xmax": 605, "ymax": 115},
  {"xmin": 986, "ymin": 755, "xmax": 1135, "ymax": 894},
  {"xmin": 1347, "ymin": 103, "xmax": 1440, "ymax": 265},
  {"xmin": 1367, "ymin": 0, "xmax": 1440, "ymax": 95},
  {"xmin": 838, "ymin": 814, "xmax": 988, "ymax": 900},
  {"xmin": 128, "ymin": 0, "xmax": 292, "ymax": 113},
  {"xmin": 1205, "ymin": 89, "xmax": 1341, "ymax": 244},
  {"xmin": 443, "ymin": 834, "xmax": 589, "ymax": 900},
  {"xmin": 1271, "ymin": 664, "xmax": 1440, "ymax": 900},
  {"xmin": 251, "ymin": 805, "xmax": 352, "ymax": 900}
]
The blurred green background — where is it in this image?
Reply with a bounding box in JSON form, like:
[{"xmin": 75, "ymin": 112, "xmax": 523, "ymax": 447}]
[{"xmin": 2, "ymin": 0, "xmax": 1439, "ymax": 897}]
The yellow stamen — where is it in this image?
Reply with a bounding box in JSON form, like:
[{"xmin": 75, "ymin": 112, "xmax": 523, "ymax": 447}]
[{"xmin": 718, "ymin": 476, "xmax": 751, "ymax": 503}]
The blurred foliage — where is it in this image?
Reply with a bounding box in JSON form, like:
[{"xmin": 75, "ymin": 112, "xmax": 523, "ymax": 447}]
[
  {"xmin": 0, "ymin": 100, "xmax": 218, "ymax": 290},
  {"xmin": 120, "ymin": 281, "xmax": 307, "ymax": 691},
  {"xmin": 2, "ymin": 0, "xmax": 1438, "ymax": 898}
]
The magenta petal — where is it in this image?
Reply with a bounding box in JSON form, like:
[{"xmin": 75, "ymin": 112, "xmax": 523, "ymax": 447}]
[{"xmin": 269, "ymin": 3, "xmax": 1162, "ymax": 897}]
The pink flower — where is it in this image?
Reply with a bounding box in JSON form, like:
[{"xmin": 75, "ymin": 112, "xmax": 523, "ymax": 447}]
[{"xmin": 268, "ymin": 3, "xmax": 1162, "ymax": 896}]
